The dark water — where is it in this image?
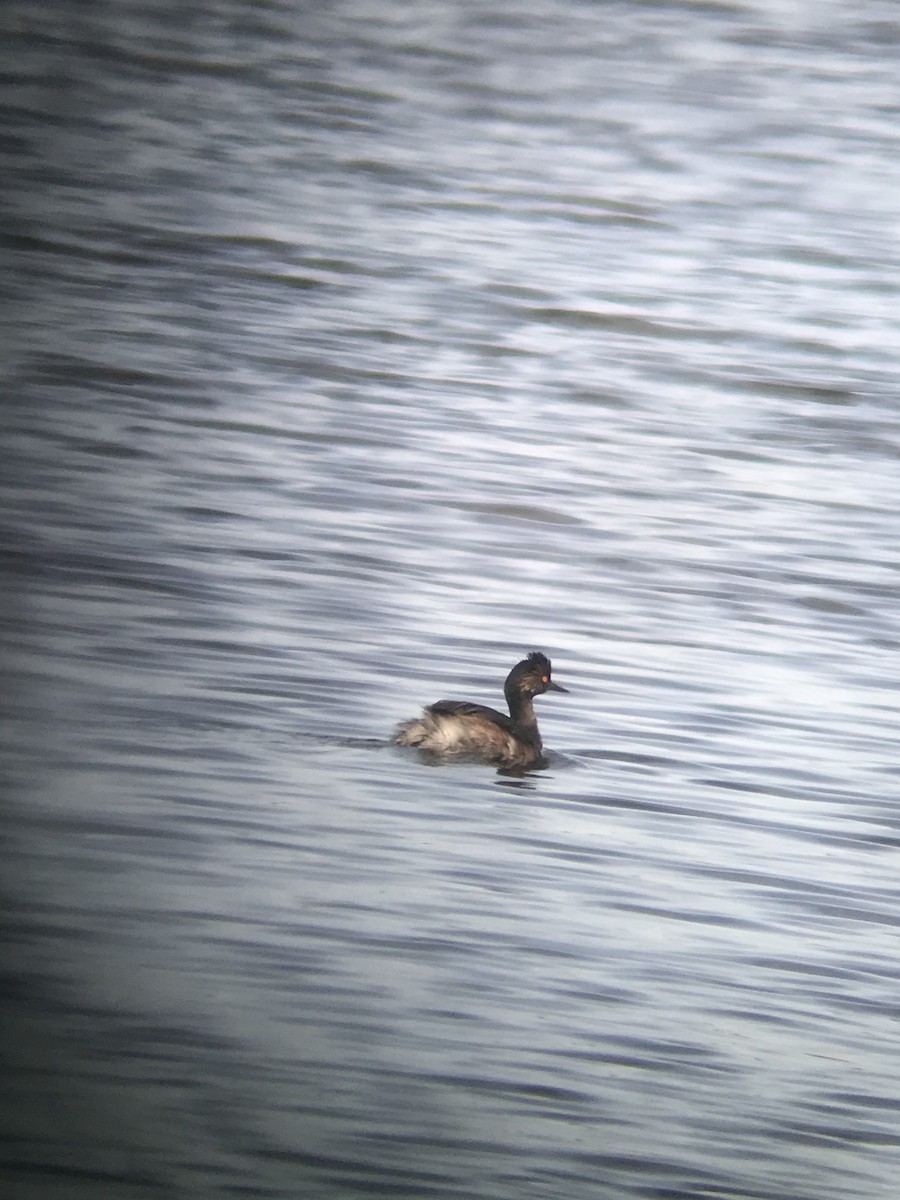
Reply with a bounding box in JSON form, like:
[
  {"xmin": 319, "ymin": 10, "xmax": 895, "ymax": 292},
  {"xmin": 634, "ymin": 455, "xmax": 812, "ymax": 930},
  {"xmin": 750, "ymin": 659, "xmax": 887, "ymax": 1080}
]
[{"xmin": 3, "ymin": 2, "xmax": 900, "ymax": 1197}]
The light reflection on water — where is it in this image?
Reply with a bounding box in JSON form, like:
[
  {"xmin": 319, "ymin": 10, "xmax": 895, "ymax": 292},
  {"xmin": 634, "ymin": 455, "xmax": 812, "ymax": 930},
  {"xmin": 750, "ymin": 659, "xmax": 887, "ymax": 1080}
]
[{"xmin": 3, "ymin": 1, "xmax": 900, "ymax": 1197}]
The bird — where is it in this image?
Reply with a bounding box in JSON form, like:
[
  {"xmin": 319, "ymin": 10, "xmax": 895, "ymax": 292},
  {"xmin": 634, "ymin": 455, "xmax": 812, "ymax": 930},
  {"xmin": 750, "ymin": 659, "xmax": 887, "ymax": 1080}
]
[{"xmin": 393, "ymin": 651, "xmax": 568, "ymax": 770}]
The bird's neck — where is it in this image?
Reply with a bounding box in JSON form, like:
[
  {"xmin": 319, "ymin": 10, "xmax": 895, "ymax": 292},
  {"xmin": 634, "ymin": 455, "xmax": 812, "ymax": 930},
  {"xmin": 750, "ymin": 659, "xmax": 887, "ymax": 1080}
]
[{"xmin": 506, "ymin": 689, "xmax": 539, "ymax": 737}]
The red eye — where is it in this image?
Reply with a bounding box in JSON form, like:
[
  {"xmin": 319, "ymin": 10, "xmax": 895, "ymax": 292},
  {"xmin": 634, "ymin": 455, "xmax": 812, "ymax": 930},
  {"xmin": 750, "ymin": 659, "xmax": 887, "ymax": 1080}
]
[{"xmin": 542, "ymin": 675, "xmax": 549, "ymax": 683}]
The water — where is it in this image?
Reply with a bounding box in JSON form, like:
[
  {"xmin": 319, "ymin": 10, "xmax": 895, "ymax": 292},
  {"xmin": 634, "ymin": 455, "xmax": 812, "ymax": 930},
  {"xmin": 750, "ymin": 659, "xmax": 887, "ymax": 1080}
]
[{"xmin": 3, "ymin": 2, "xmax": 900, "ymax": 1197}]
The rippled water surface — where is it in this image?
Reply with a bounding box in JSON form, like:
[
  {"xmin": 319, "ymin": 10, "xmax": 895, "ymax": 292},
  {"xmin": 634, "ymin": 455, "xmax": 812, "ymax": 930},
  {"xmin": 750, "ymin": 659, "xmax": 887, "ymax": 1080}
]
[{"xmin": 3, "ymin": 2, "xmax": 900, "ymax": 1197}]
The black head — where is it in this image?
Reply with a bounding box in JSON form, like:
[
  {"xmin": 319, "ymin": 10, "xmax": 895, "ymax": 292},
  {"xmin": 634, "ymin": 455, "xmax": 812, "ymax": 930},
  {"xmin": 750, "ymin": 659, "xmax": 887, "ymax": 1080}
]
[{"xmin": 505, "ymin": 651, "xmax": 569, "ymax": 700}]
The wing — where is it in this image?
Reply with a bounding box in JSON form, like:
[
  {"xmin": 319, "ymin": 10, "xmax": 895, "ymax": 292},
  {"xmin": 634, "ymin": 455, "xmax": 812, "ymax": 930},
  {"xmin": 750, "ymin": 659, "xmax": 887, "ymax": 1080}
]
[{"xmin": 426, "ymin": 700, "xmax": 516, "ymax": 734}]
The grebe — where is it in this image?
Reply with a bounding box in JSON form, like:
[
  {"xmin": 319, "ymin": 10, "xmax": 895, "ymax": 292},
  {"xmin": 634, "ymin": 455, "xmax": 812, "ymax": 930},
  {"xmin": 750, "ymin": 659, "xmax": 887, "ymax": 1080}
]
[{"xmin": 393, "ymin": 651, "xmax": 568, "ymax": 770}]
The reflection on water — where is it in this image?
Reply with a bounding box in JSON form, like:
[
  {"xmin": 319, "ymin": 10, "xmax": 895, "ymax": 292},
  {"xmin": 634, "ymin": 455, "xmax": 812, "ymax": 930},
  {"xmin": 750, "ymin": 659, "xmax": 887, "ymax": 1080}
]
[{"xmin": 3, "ymin": 1, "xmax": 900, "ymax": 1197}]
